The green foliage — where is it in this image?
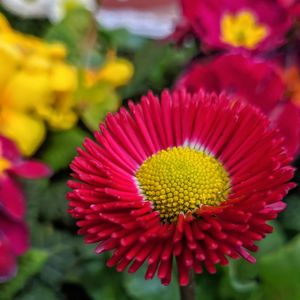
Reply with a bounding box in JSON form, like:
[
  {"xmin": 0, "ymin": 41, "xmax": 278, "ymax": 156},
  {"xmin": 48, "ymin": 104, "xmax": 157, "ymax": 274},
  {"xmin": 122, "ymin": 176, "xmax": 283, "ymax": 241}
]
[
  {"xmin": 120, "ymin": 41, "xmax": 195, "ymax": 100},
  {"xmin": 38, "ymin": 128, "xmax": 88, "ymax": 172},
  {"xmin": 0, "ymin": 249, "xmax": 48, "ymax": 300},
  {"xmin": 0, "ymin": 6, "xmax": 50, "ymax": 36},
  {"xmin": 123, "ymin": 267, "xmax": 179, "ymax": 300},
  {"xmin": 76, "ymin": 82, "xmax": 120, "ymax": 131},
  {"xmin": 44, "ymin": 8, "xmax": 97, "ymax": 64},
  {"xmin": 99, "ymin": 28, "xmax": 147, "ymax": 53},
  {"xmin": 15, "ymin": 284, "xmax": 58, "ymax": 300},
  {"xmin": 280, "ymin": 195, "xmax": 300, "ymax": 231},
  {"xmin": 258, "ymin": 235, "xmax": 300, "ymax": 300}
]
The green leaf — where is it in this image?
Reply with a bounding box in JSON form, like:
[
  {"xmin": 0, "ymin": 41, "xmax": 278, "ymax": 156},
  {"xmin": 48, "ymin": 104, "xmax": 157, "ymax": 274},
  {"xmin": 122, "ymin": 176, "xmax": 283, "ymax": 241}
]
[
  {"xmin": 77, "ymin": 82, "xmax": 120, "ymax": 131},
  {"xmin": 28, "ymin": 224, "xmax": 81, "ymax": 287},
  {"xmin": 15, "ymin": 283, "xmax": 58, "ymax": 300},
  {"xmin": 123, "ymin": 266, "xmax": 179, "ymax": 300},
  {"xmin": 39, "ymin": 127, "xmax": 87, "ymax": 172},
  {"xmin": 120, "ymin": 41, "xmax": 196, "ymax": 100},
  {"xmin": 99, "ymin": 28, "xmax": 147, "ymax": 52},
  {"xmin": 44, "ymin": 8, "xmax": 93, "ymax": 64},
  {"xmin": 258, "ymin": 235, "xmax": 300, "ymax": 300},
  {"xmin": 0, "ymin": 6, "xmax": 50, "ymax": 37},
  {"xmin": 219, "ymin": 221, "xmax": 285, "ymax": 299},
  {"xmin": 280, "ymin": 195, "xmax": 300, "ymax": 231},
  {"xmin": 40, "ymin": 180, "xmax": 70, "ymax": 222},
  {"xmin": 0, "ymin": 249, "xmax": 48, "ymax": 300}
]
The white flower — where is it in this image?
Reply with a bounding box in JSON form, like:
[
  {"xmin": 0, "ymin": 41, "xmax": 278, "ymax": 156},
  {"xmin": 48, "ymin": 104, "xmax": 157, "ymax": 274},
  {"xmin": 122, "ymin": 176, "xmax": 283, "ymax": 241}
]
[
  {"xmin": 1, "ymin": 0, "xmax": 50, "ymax": 18},
  {"xmin": 1, "ymin": 0, "xmax": 97, "ymax": 22},
  {"xmin": 96, "ymin": 3, "xmax": 180, "ymax": 39},
  {"xmin": 48, "ymin": 0, "xmax": 97, "ymax": 23}
]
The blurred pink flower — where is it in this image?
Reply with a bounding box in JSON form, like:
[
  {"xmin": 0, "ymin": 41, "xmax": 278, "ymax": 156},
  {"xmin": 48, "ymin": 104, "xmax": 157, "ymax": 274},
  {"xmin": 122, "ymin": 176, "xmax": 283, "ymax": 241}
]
[
  {"xmin": 176, "ymin": 54, "xmax": 300, "ymax": 157},
  {"xmin": 174, "ymin": 0, "xmax": 293, "ymax": 52},
  {"xmin": 0, "ymin": 136, "xmax": 51, "ymax": 219},
  {"xmin": 0, "ymin": 135, "xmax": 51, "ymax": 282},
  {"xmin": 0, "ymin": 210, "xmax": 29, "ymax": 282}
]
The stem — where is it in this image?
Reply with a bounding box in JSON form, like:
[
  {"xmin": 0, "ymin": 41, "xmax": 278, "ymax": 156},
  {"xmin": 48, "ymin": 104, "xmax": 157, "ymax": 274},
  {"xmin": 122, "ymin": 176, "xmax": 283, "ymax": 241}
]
[{"xmin": 179, "ymin": 271, "xmax": 196, "ymax": 300}]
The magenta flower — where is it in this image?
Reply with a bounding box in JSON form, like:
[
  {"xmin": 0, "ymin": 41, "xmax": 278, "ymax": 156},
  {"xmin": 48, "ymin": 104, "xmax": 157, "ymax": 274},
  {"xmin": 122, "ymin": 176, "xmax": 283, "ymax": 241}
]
[
  {"xmin": 174, "ymin": 0, "xmax": 293, "ymax": 52},
  {"xmin": 176, "ymin": 54, "xmax": 300, "ymax": 157},
  {"xmin": 0, "ymin": 135, "xmax": 51, "ymax": 282}
]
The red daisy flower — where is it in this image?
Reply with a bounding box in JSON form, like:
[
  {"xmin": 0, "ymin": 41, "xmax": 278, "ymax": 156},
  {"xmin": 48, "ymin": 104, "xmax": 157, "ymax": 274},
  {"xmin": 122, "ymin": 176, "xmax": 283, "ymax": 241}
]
[{"xmin": 67, "ymin": 90, "xmax": 295, "ymax": 286}]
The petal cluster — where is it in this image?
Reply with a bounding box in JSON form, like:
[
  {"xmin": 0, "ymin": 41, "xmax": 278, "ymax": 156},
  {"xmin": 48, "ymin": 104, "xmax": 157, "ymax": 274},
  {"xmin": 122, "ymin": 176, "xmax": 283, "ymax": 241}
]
[
  {"xmin": 68, "ymin": 90, "xmax": 295, "ymax": 286},
  {"xmin": 176, "ymin": 54, "xmax": 300, "ymax": 157},
  {"xmin": 0, "ymin": 135, "xmax": 51, "ymax": 282}
]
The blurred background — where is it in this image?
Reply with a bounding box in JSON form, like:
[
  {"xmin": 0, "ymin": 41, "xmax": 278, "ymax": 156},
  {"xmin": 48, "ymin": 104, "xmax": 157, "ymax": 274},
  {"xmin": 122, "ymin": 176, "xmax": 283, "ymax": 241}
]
[{"xmin": 0, "ymin": 0, "xmax": 300, "ymax": 299}]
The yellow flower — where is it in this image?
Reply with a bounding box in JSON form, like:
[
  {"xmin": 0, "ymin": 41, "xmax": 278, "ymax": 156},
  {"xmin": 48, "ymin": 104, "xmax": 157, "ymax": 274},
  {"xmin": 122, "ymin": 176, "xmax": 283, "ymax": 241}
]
[
  {"xmin": 0, "ymin": 14, "xmax": 78, "ymax": 155},
  {"xmin": 220, "ymin": 10, "xmax": 268, "ymax": 49},
  {"xmin": 0, "ymin": 109, "xmax": 46, "ymax": 156},
  {"xmin": 0, "ymin": 13, "xmax": 134, "ymax": 156},
  {"xmin": 85, "ymin": 53, "xmax": 134, "ymax": 87},
  {"xmin": 79, "ymin": 54, "xmax": 134, "ymax": 130}
]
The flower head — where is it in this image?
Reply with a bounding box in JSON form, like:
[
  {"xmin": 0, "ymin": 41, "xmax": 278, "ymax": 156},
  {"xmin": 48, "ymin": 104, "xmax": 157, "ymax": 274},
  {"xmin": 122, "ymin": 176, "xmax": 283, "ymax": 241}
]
[
  {"xmin": 0, "ymin": 135, "xmax": 51, "ymax": 282},
  {"xmin": 174, "ymin": 0, "xmax": 292, "ymax": 52},
  {"xmin": 176, "ymin": 54, "xmax": 300, "ymax": 157},
  {"xmin": 68, "ymin": 90, "xmax": 294, "ymax": 286}
]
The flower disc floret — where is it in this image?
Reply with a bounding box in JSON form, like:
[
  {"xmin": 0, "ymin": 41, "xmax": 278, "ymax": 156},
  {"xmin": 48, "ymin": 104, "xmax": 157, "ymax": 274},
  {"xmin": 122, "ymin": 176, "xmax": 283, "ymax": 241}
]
[{"xmin": 136, "ymin": 146, "xmax": 230, "ymax": 223}]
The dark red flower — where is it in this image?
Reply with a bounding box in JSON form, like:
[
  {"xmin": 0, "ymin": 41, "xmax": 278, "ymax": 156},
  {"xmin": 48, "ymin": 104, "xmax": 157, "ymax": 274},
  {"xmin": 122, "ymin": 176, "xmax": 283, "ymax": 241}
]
[
  {"xmin": 173, "ymin": 0, "xmax": 292, "ymax": 52},
  {"xmin": 68, "ymin": 90, "xmax": 294, "ymax": 286},
  {"xmin": 0, "ymin": 210, "xmax": 29, "ymax": 282},
  {"xmin": 0, "ymin": 135, "xmax": 51, "ymax": 282},
  {"xmin": 0, "ymin": 135, "xmax": 52, "ymax": 219},
  {"xmin": 176, "ymin": 54, "xmax": 300, "ymax": 157}
]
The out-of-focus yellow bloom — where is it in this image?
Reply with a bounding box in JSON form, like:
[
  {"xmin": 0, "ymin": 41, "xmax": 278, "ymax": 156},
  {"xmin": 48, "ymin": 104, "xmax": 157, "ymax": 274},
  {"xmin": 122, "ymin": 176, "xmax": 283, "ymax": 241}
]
[
  {"xmin": 0, "ymin": 14, "xmax": 134, "ymax": 156},
  {"xmin": 0, "ymin": 109, "xmax": 46, "ymax": 157},
  {"xmin": 86, "ymin": 55, "xmax": 134, "ymax": 87},
  {"xmin": 0, "ymin": 14, "xmax": 77, "ymax": 155}
]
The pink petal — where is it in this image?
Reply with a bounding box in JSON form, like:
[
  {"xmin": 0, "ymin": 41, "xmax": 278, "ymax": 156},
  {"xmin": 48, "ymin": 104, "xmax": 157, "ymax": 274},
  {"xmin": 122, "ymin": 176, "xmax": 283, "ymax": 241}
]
[
  {"xmin": 271, "ymin": 103, "xmax": 300, "ymax": 157},
  {"xmin": 0, "ymin": 211, "xmax": 29, "ymax": 255},
  {"xmin": 12, "ymin": 160, "xmax": 52, "ymax": 179},
  {"xmin": 0, "ymin": 176, "xmax": 25, "ymax": 219},
  {"xmin": 0, "ymin": 239, "xmax": 17, "ymax": 283},
  {"xmin": 0, "ymin": 135, "xmax": 21, "ymax": 163}
]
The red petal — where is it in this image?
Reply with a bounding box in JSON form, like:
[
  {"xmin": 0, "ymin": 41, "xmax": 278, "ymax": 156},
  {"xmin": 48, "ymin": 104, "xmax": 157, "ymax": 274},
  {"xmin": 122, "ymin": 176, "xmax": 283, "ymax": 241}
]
[
  {"xmin": 12, "ymin": 161, "xmax": 52, "ymax": 179},
  {"xmin": 272, "ymin": 102, "xmax": 300, "ymax": 157},
  {"xmin": 0, "ymin": 136, "xmax": 21, "ymax": 162},
  {"xmin": 0, "ymin": 176, "xmax": 25, "ymax": 219},
  {"xmin": 0, "ymin": 239, "xmax": 17, "ymax": 283},
  {"xmin": 0, "ymin": 212, "xmax": 29, "ymax": 255}
]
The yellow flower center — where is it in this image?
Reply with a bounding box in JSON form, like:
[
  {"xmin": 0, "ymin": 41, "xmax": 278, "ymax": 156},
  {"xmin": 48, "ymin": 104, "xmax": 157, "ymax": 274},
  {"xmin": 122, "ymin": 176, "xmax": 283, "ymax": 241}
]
[
  {"xmin": 0, "ymin": 156, "xmax": 11, "ymax": 175},
  {"xmin": 220, "ymin": 10, "xmax": 268, "ymax": 49},
  {"xmin": 135, "ymin": 147, "xmax": 230, "ymax": 223}
]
